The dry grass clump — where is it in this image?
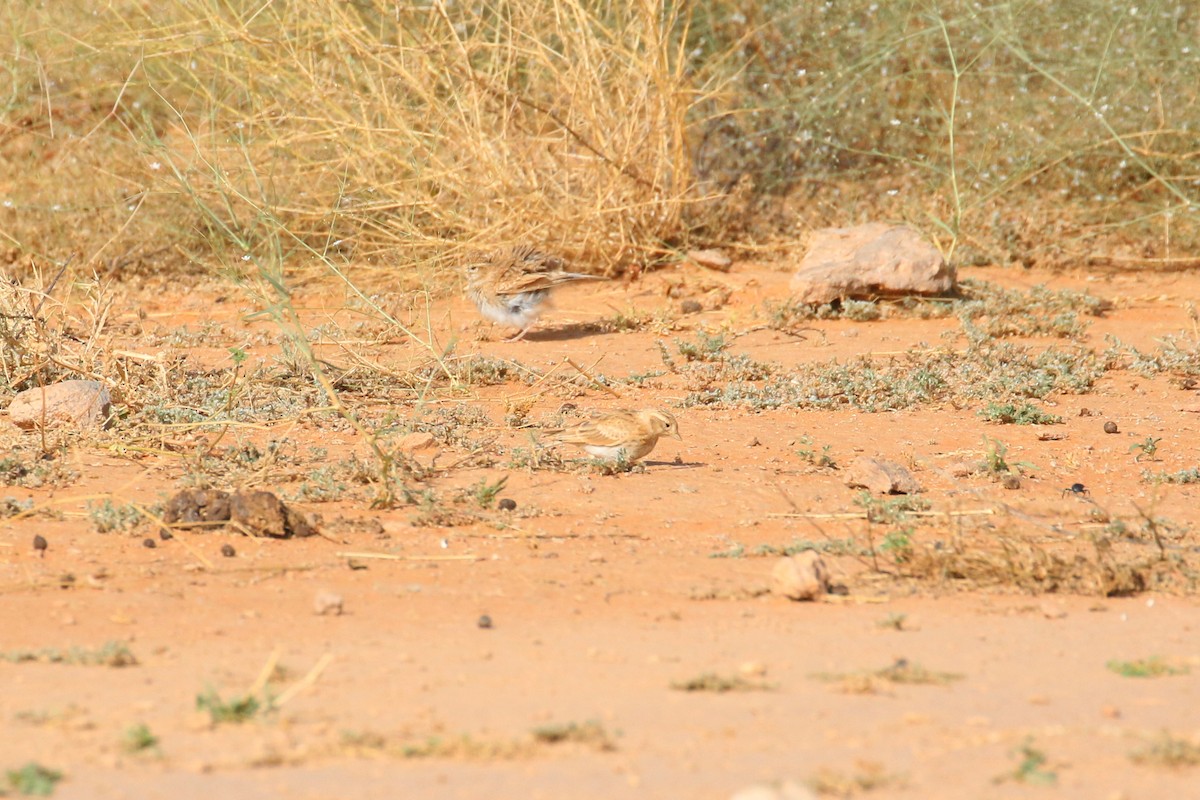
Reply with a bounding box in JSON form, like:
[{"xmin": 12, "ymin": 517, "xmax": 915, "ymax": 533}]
[{"xmin": 3, "ymin": 0, "xmax": 720, "ymax": 281}]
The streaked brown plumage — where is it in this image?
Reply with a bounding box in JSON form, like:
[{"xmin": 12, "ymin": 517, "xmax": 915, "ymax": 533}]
[
  {"xmin": 464, "ymin": 245, "xmax": 605, "ymax": 341},
  {"xmin": 546, "ymin": 408, "xmax": 682, "ymax": 462}
]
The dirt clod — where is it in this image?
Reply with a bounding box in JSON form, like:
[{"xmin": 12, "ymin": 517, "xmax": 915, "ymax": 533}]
[
  {"xmin": 1104, "ymin": 421, "xmax": 1119, "ymax": 434},
  {"xmin": 497, "ymin": 498, "xmax": 517, "ymax": 511},
  {"xmin": 220, "ymin": 544, "xmax": 236, "ymax": 558},
  {"xmin": 32, "ymin": 534, "xmax": 47, "ymax": 556},
  {"xmin": 477, "ymin": 614, "xmax": 494, "ymax": 629}
]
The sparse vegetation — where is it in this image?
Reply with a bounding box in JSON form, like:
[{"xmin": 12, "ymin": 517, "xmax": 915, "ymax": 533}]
[
  {"xmin": 195, "ymin": 689, "xmax": 268, "ymax": 725},
  {"xmin": 1130, "ymin": 733, "xmax": 1200, "ymax": 769},
  {"xmin": 999, "ymin": 739, "xmax": 1057, "ymax": 786},
  {"xmin": 1106, "ymin": 657, "xmax": 1189, "ymax": 679},
  {"xmin": 670, "ymin": 673, "xmax": 775, "ymax": 693},
  {"xmin": 813, "ymin": 659, "xmax": 962, "ymax": 694},
  {"xmin": 4, "ymin": 763, "xmax": 62, "ymax": 797},
  {"xmin": 0, "ymin": 642, "xmax": 137, "ymax": 668}
]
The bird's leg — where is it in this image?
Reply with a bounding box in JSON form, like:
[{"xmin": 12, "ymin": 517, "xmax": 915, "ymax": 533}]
[{"xmin": 503, "ymin": 325, "xmax": 532, "ymax": 342}]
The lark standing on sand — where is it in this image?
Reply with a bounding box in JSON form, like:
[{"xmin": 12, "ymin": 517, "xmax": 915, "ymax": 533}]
[
  {"xmin": 547, "ymin": 409, "xmax": 682, "ymax": 463},
  {"xmin": 464, "ymin": 245, "xmax": 606, "ymax": 341}
]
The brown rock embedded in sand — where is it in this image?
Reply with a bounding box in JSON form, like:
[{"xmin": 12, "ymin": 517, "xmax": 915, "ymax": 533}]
[
  {"xmin": 771, "ymin": 551, "xmax": 829, "ymax": 601},
  {"xmin": 163, "ymin": 489, "xmax": 232, "ymax": 527},
  {"xmin": 790, "ymin": 222, "xmax": 955, "ymax": 304},
  {"xmin": 8, "ymin": 380, "xmax": 112, "ymax": 430},
  {"xmin": 229, "ymin": 491, "xmax": 290, "ymax": 538},
  {"xmin": 844, "ymin": 456, "xmax": 922, "ymax": 495}
]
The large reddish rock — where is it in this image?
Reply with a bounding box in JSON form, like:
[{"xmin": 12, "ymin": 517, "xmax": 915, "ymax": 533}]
[
  {"xmin": 791, "ymin": 223, "xmax": 955, "ymax": 303},
  {"xmin": 8, "ymin": 380, "xmax": 112, "ymax": 430}
]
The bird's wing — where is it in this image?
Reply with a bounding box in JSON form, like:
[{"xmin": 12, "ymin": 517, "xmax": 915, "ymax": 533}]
[
  {"xmin": 549, "ymin": 413, "xmax": 638, "ymax": 447},
  {"xmin": 493, "ymin": 268, "xmax": 604, "ymax": 295}
]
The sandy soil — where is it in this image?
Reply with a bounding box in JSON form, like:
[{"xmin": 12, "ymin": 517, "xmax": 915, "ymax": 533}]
[{"xmin": 2, "ymin": 261, "xmax": 1200, "ymax": 799}]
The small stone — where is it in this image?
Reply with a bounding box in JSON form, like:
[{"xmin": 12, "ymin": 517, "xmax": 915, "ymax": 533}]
[
  {"xmin": 1101, "ymin": 705, "xmax": 1121, "ymax": 719},
  {"xmin": 1002, "ymin": 474, "xmax": 1021, "ymax": 490},
  {"xmin": 497, "ymin": 498, "xmax": 517, "ymax": 511},
  {"xmin": 160, "ymin": 529, "xmax": 173, "ymax": 540},
  {"xmin": 687, "ymin": 248, "xmax": 732, "ymax": 271},
  {"xmin": 1103, "ymin": 421, "xmax": 1119, "ymax": 434},
  {"xmin": 8, "ymin": 380, "xmax": 113, "ymax": 430},
  {"xmin": 739, "ymin": 661, "xmax": 768, "ymax": 678},
  {"xmin": 33, "ymin": 534, "xmax": 48, "ymax": 556},
  {"xmin": 771, "ymin": 551, "xmax": 830, "ymax": 601},
  {"xmin": 680, "ymin": 299, "xmax": 703, "ymax": 315},
  {"xmin": 220, "ymin": 544, "xmax": 236, "ymax": 558},
  {"xmin": 163, "ymin": 489, "xmax": 232, "ymax": 527},
  {"xmin": 229, "ymin": 491, "xmax": 289, "ymax": 538},
  {"xmin": 477, "ymin": 614, "xmax": 493, "ymax": 629},
  {"xmin": 947, "ymin": 460, "xmax": 974, "ymax": 477},
  {"xmin": 844, "ymin": 456, "xmax": 921, "ymax": 494},
  {"xmin": 142, "ymin": 538, "xmax": 157, "ymax": 549},
  {"xmin": 314, "ymin": 590, "xmax": 344, "ymax": 616},
  {"xmin": 730, "ymin": 781, "xmax": 816, "ymax": 800}
]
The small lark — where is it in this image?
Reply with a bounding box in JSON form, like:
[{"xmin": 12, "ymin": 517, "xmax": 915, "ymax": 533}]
[
  {"xmin": 546, "ymin": 408, "xmax": 682, "ymax": 463},
  {"xmin": 464, "ymin": 245, "xmax": 606, "ymax": 341}
]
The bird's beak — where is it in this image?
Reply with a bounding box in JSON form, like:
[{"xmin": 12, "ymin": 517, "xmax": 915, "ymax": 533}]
[{"xmin": 671, "ymin": 429, "xmax": 683, "ymax": 441}]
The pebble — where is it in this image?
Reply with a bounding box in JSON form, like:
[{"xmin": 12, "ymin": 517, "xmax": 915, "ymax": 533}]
[{"xmin": 313, "ymin": 590, "xmax": 344, "ymax": 616}]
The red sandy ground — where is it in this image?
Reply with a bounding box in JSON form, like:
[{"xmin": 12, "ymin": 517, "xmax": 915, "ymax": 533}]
[{"xmin": 2, "ymin": 262, "xmax": 1200, "ymax": 799}]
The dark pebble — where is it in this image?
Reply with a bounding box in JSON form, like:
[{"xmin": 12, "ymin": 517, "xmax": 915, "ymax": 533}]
[
  {"xmin": 142, "ymin": 538, "xmax": 157, "ymax": 549},
  {"xmin": 497, "ymin": 498, "xmax": 517, "ymax": 511},
  {"xmin": 1103, "ymin": 421, "xmax": 1118, "ymax": 434},
  {"xmin": 220, "ymin": 543, "xmax": 237, "ymax": 558},
  {"xmin": 680, "ymin": 299, "xmax": 703, "ymax": 315},
  {"xmin": 33, "ymin": 534, "xmax": 48, "ymax": 553},
  {"xmin": 1002, "ymin": 474, "xmax": 1021, "ymax": 490},
  {"xmin": 160, "ymin": 529, "xmax": 173, "ymax": 540},
  {"xmin": 477, "ymin": 614, "xmax": 493, "ymax": 629}
]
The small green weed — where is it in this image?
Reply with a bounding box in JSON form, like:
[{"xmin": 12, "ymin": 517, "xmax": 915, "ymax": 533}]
[
  {"xmin": 121, "ymin": 723, "xmax": 160, "ymax": 755},
  {"xmin": 87, "ymin": 500, "xmax": 144, "ymax": 533},
  {"xmin": 1001, "ymin": 739, "xmax": 1057, "ymax": 785},
  {"xmin": 1130, "ymin": 436, "xmax": 1162, "ymax": 462},
  {"xmin": 470, "ymin": 476, "xmax": 508, "ymax": 509},
  {"xmin": 977, "ymin": 401, "xmax": 1062, "ymax": 425},
  {"xmin": 795, "ymin": 435, "xmax": 836, "ymax": 467},
  {"xmin": 1106, "ymin": 656, "xmax": 1188, "ymax": 678},
  {"xmin": 4, "ymin": 763, "xmax": 62, "ymax": 797},
  {"xmin": 195, "ymin": 688, "xmax": 267, "ymax": 725}
]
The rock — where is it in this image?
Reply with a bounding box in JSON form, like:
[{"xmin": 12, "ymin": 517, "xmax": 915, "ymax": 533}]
[
  {"xmin": 730, "ymin": 781, "xmax": 816, "ymax": 800},
  {"xmin": 688, "ymin": 248, "xmax": 732, "ymax": 271},
  {"xmin": 844, "ymin": 456, "xmax": 922, "ymax": 494},
  {"xmin": 946, "ymin": 460, "xmax": 974, "ymax": 477},
  {"xmin": 771, "ymin": 551, "xmax": 829, "ymax": 601},
  {"xmin": 680, "ymin": 299, "xmax": 703, "ymax": 314},
  {"xmin": 229, "ymin": 491, "xmax": 289, "ymax": 538},
  {"xmin": 8, "ymin": 380, "xmax": 112, "ymax": 430},
  {"xmin": 163, "ymin": 489, "xmax": 232, "ymax": 527},
  {"xmin": 283, "ymin": 504, "xmax": 318, "ymax": 538},
  {"xmin": 313, "ymin": 590, "xmax": 344, "ymax": 616},
  {"xmin": 790, "ymin": 223, "xmax": 955, "ymax": 304}
]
